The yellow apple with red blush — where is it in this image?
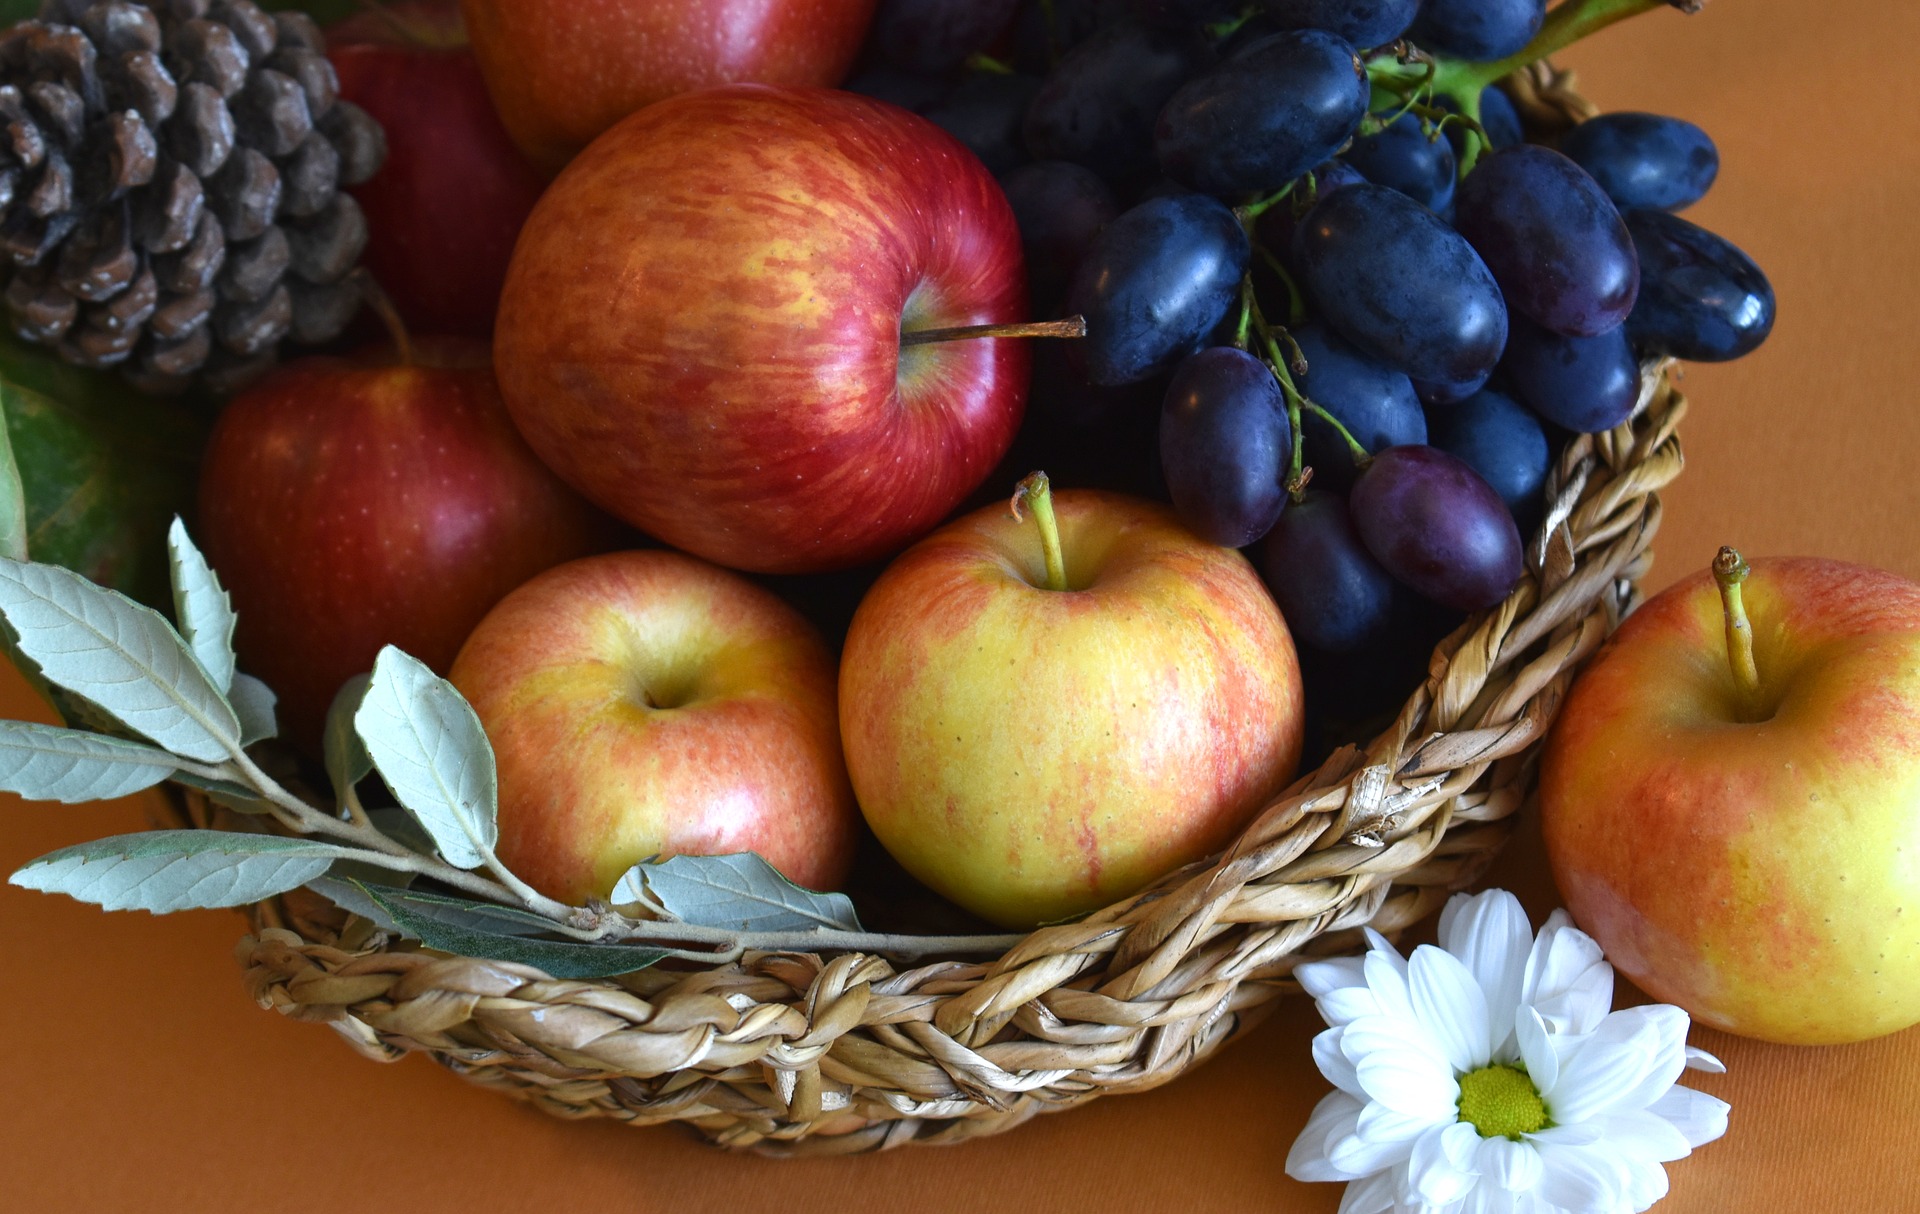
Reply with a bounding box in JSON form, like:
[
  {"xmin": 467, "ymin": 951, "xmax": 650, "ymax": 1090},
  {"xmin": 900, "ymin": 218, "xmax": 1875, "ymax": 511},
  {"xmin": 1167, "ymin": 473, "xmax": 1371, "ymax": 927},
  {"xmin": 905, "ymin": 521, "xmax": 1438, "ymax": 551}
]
[{"xmin": 1542, "ymin": 549, "xmax": 1920, "ymax": 1045}]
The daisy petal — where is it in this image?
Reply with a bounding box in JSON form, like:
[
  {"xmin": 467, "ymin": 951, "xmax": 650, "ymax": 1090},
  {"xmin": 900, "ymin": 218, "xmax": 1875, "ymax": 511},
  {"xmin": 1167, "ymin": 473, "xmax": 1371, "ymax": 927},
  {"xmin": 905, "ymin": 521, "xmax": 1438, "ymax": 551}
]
[
  {"xmin": 1345, "ymin": 1021, "xmax": 1459, "ymax": 1120},
  {"xmin": 1611, "ymin": 1005, "xmax": 1693, "ymax": 1113},
  {"xmin": 1648, "ymin": 1084, "xmax": 1731, "ymax": 1149},
  {"xmin": 1533, "ymin": 1138, "xmax": 1628, "ymax": 1211},
  {"xmin": 1528, "ymin": 1123, "xmax": 1605, "ymax": 1149},
  {"xmin": 1545, "ymin": 1006, "xmax": 1668, "ymax": 1124},
  {"xmin": 1685, "ymin": 1045, "xmax": 1727, "ymax": 1074},
  {"xmin": 1332, "ymin": 1110, "xmax": 1426, "ymax": 1175},
  {"xmin": 1411, "ymin": 944, "xmax": 1495, "ymax": 1073},
  {"xmin": 1439, "ymin": 889, "xmax": 1535, "ymax": 1052},
  {"xmin": 1476, "ymin": 1134, "xmax": 1544, "ymax": 1192},
  {"xmin": 1621, "ymin": 1153, "xmax": 1672, "ymax": 1212},
  {"xmin": 1406, "ymin": 1121, "xmax": 1484, "ymax": 1206},
  {"xmin": 1336, "ymin": 1168, "xmax": 1397, "ymax": 1214},
  {"xmin": 1316, "ymin": 985, "xmax": 1380, "ymax": 1028},
  {"xmin": 1364, "ymin": 943, "xmax": 1417, "ymax": 1025},
  {"xmin": 1595, "ymin": 1107, "xmax": 1695, "ymax": 1164},
  {"xmin": 1314, "ymin": 1027, "xmax": 1367, "ymax": 1098},
  {"xmin": 1287, "ymin": 1090, "xmax": 1367, "ymax": 1182},
  {"xmin": 1515, "ymin": 1005, "xmax": 1559, "ymax": 1096},
  {"xmin": 1522, "ymin": 913, "xmax": 1613, "ymax": 1034},
  {"xmin": 1298, "ymin": 954, "xmax": 1368, "ymax": 999}
]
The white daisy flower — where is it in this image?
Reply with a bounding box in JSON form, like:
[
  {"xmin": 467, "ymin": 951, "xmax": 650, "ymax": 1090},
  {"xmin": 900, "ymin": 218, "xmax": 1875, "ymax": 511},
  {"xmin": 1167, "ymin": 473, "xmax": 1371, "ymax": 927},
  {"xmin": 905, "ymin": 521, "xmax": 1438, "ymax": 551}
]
[{"xmin": 1285, "ymin": 888, "xmax": 1730, "ymax": 1214}]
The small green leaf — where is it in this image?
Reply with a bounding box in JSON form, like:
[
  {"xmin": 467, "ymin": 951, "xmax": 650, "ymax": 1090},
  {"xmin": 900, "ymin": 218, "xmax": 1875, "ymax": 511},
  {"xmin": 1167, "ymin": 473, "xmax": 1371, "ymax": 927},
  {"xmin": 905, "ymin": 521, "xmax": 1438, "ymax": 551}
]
[
  {"xmin": 166, "ymin": 518, "xmax": 236, "ymax": 694},
  {"xmin": 353, "ymin": 647, "xmax": 495, "ymax": 870},
  {"xmin": 637, "ymin": 852, "xmax": 864, "ymax": 934},
  {"xmin": 230, "ymin": 673, "xmax": 278, "ymax": 745},
  {"xmin": 353, "ymin": 882, "xmax": 666, "ymax": 979},
  {"xmin": 0, "ymin": 720, "xmax": 176, "ymax": 802},
  {"xmin": 10, "ymin": 830, "xmax": 356, "ymax": 912},
  {"xmin": 322, "ymin": 672, "xmax": 373, "ymax": 811},
  {"xmin": 0, "ymin": 557, "xmax": 241, "ymax": 762},
  {"xmin": 305, "ymin": 872, "xmax": 411, "ymax": 933},
  {"xmin": 0, "ymin": 400, "xmax": 26, "ymax": 563}
]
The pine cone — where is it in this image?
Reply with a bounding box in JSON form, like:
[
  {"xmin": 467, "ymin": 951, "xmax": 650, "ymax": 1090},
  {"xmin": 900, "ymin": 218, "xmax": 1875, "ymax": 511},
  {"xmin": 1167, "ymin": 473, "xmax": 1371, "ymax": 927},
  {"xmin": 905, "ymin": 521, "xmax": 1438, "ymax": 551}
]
[{"xmin": 0, "ymin": 1, "xmax": 385, "ymax": 393}]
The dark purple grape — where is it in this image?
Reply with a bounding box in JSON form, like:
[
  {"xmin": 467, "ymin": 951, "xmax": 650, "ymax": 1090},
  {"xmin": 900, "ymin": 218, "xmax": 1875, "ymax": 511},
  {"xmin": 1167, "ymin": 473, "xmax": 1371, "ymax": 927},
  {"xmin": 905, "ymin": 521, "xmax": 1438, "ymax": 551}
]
[
  {"xmin": 868, "ymin": 0, "xmax": 1024, "ymax": 75},
  {"xmin": 1294, "ymin": 184, "xmax": 1509, "ymax": 385},
  {"xmin": 1350, "ymin": 445, "xmax": 1524, "ymax": 612},
  {"xmin": 1560, "ymin": 112, "xmax": 1719, "ymax": 213},
  {"xmin": 1479, "ymin": 86, "xmax": 1524, "ymax": 149},
  {"xmin": 1253, "ymin": 159, "xmax": 1365, "ymax": 274},
  {"xmin": 923, "ymin": 72, "xmax": 1043, "ymax": 175},
  {"xmin": 1453, "ymin": 144, "xmax": 1639, "ymax": 337},
  {"xmin": 1415, "ymin": 369, "xmax": 1492, "ymax": 409},
  {"xmin": 1345, "ymin": 114, "xmax": 1457, "ymax": 213},
  {"xmin": 1000, "ymin": 160, "xmax": 1120, "ymax": 313},
  {"xmin": 1624, "ymin": 209, "xmax": 1775, "ymax": 362},
  {"xmin": 1024, "ymin": 20, "xmax": 1217, "ymax": 186},
  {"xmin": 1258, "ymin": 490, "xmax": 1397, "ymax": 653},
  {"xmin": 843, "ymin": 65, "xmax": 949, "ymax": 114},
  {"xmin": 1134, "ymin": 0, "xmax": 1242, "ymax": 26},
  {"xmin": 1290, "ymin": 323, "xmax": 1425, "ymax": 489},
  {"xmin": 1010, "ymin": 0, "xmax": 1133, "ymax": 73},
  {"xmin": 1155, "ymin": 29, "xmax": 1369, "ymax": 196},
  {"xmin": 1160, "ymin": 347, "xmax": 1291, "ymax": 546},
  {"xmin": 1068, "ymin": 194, "xmax": 1250, "ymax": 385},
  {"xmin": 1502, "ymin": 314, "xmax": 1640, "ymax": 433},
  {"xmin": 1412, "ymin": 0, "xmax": 1544, "ymax": 61},
  {"xmin": 1260, "ymin": 0, "xmax": 1422, "ymax": 47},
  {"xmin": 1425, "ymin": 388, "xmax": 1550, "ymax": 531}
]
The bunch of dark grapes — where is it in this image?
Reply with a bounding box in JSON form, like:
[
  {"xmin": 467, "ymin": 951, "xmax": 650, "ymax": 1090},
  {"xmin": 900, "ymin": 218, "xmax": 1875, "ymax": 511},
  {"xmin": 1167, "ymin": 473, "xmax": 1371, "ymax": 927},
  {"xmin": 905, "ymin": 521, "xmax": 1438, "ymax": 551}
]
[{"xmin": 853, "ymin": 0, "xmax": 1775, "ymax": 740}]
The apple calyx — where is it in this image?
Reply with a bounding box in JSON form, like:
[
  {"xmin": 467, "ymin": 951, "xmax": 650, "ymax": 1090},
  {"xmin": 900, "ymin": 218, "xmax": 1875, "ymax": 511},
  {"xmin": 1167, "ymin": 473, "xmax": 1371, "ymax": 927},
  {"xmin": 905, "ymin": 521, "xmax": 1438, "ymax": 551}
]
[
  {"xmin": 1712, "ymin": 544, "xmax": 1765, "ymax": 720},
  {"xmin": 1009, "ymin": 471, "xmax": 1069, "ymax": 592},
  {"xmin": 900, "ymin": 315, "xmax": 1087, "ymax": 348}
]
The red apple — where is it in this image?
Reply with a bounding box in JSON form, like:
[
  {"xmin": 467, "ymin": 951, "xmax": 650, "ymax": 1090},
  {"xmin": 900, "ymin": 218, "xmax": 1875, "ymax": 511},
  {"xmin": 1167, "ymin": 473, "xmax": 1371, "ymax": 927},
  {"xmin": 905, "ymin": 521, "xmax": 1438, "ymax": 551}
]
[
  {"xmin": 839, "ymin": 478, "xmax": 1305, "ymax": 928},
  {"xmin": 328, "ymin": 2, "xmax": 546, "ymax": 337},
  {"xmin": 449, "ymin": 549, "xmax": 859, "ymax": 903},
  {"xmin": 198, "ymin": 339, "xmax": 617, "ymax": 750},
  {"xmin": 1541, "ymin": 550, "xmax": 1920, "ymax": 1044},
  {"xmin": 494, "ymin": 85, "xmax": 1030, "ymax": 575},
  {"xmin": 459, "ymin": 0, "xmax": 879, "ymax": 173}
]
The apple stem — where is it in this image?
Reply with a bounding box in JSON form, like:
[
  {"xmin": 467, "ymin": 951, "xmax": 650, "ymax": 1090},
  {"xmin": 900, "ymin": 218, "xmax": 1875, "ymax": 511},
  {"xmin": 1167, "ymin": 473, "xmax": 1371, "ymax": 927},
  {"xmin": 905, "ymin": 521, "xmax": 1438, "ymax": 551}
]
[
  {"xmin": 901, "ymin": 316, "xmax": 1087, "ymax": 348},
  {"xmin": 1712, "ymin": 545, "xmax": 1765, "ymax": 720},
  {"xmin": 355, "ymin": 270, "xmax": 415, "ymax": 367},
  {"xmin": 1010, "ymin": 471, "xmax": 1069, "ymax": 592}
]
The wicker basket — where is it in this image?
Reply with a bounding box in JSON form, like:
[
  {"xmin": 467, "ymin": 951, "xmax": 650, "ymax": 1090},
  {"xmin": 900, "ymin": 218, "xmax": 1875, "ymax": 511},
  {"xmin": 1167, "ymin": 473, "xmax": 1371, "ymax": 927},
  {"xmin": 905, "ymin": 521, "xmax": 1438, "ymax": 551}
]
[{"xmin": 198, "ymin": 66, "xmax": 1684, "ymax": 1156}]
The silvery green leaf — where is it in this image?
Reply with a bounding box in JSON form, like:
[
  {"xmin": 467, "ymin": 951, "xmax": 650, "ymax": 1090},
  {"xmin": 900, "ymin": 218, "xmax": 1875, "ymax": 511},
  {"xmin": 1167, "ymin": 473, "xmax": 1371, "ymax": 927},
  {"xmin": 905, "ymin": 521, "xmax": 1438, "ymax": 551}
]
[
  {"xmin": 353, "ymin": 883, "xmax": 565, "ymax": 937},
  {"xmin": 165, "ymin": 518, "xmax": 235, "ymax": 694},
  {"xmin": 0, "ymin": 557, "xmax": 240, "ymax": 762},
  {"xmin": 641, "ymin": 853, "xmax": 863, "ymax": 934},
  {"xmin": 353, "ymin": 647, "xmax": 496, "ymax": 870},
  {"xmin": 9, "ymin": 830, "xmax": 355, "ymax": 912},
  {"xmin": 322, "ymin": 673, "xmax": 373, "ymax": 811},
  {"xmin": 305, "ymin": 870, "xmax": 412, "ymax": 933},
  {"xmin": 230, "ymin": 673, "xmax": 278, "ymax": 745},
  {"xmin": 0, "ymin": 720, "xmax": 175, "ymax": 802},
  {"xmin": 0, "ymin": 402, "xmax": 25, "ymax": 563},
  {"xmin": 363, "ymin": 805, "xmax": 438, "ymax": 856},
  {"xmin": 353, "ymin": 882, "xmax": 665, "ymax": 979}
]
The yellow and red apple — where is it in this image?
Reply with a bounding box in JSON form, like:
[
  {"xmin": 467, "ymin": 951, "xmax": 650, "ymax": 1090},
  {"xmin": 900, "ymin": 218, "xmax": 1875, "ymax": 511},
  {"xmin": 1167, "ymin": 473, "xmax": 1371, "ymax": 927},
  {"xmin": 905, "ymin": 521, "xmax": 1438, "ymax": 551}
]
[
  {"xmin": 1542, "ymin": 552, "xmax": 1920, "ymax": 1044},
  {"xmin": 493, "ymin": 85, "xmax": 1030, "ymax": 576},
  {"xmin": 449, "ymin": 550, "xmax": 859, "ymax": 905},
  {"xmin": 459, "ymin": 0, "xmax": 878, "ymax": 173},
  {"xmin": 839, "ymin": 478, "xmax": 1305, "ymax": 928}
]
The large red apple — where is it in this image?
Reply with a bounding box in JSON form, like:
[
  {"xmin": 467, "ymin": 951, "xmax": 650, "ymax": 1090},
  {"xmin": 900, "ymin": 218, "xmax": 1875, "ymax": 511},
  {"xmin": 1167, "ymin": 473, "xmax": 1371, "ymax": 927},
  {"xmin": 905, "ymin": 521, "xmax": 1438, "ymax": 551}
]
[
  {"xmin": 1541, "ymin": 551, "xmax": 1920, "ymax": 1044},
  {"xmin": 839, "ymin": 478, "xmax": 1305, "ymax": 928},
  {"xmin": 198, "ymin": 340, "xmax": 616, "ymax": 750},
  {"xmin": 494, "ymin": 85, "xmax": 1030, "ymax": 575},
  {"xmin": 329, "ymin": 1, "xmax": 546, "ymax": 337},
  {"xmin": 459, "ymin": 0, "xmax": 878, "ymax": 173},
  {"xmin": 449, "ymin": 549, "xmax": 859, "ymax": 903}
]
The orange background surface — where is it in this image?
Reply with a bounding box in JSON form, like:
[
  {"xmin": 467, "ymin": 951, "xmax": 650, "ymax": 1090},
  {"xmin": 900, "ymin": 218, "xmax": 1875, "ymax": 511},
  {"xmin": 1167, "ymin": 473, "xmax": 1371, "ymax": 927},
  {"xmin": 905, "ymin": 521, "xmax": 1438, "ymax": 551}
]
[{"xmin": 4, "ymin": 0, "xmax": 1918, "ymax": 1210}]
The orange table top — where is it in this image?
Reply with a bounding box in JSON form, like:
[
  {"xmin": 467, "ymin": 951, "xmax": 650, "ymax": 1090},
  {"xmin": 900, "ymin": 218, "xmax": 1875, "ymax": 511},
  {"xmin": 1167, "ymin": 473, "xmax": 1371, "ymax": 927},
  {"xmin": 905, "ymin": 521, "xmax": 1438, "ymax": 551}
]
[{"xmin": 5, "ymin": 1, "xmax": 1918, "ymax": 1210}]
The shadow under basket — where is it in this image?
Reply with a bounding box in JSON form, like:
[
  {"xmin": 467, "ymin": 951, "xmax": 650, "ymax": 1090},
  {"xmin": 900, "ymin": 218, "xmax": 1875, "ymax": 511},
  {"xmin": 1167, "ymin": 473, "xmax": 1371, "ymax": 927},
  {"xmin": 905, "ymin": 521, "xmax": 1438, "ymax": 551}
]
[{"xmin": 205, "ymin": 67, "xmax": 1686, "ymax": 1156}]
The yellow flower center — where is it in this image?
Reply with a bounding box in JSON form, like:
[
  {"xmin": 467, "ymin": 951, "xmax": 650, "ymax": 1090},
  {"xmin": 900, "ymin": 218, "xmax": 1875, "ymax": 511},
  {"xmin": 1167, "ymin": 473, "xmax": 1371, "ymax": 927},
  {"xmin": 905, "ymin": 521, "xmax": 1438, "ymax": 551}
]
[{"xmin": 1456, "ymin": 1064, "xmax": 1549, "ymax": 1140}]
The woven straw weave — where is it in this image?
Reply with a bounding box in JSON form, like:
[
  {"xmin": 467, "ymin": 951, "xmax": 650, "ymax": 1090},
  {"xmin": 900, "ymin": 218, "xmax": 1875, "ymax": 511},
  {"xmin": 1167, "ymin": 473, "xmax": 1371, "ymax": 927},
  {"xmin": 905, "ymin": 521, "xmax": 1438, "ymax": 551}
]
[{"xmin": 207, "ymin": 67, "xmax": 1686, "ymax": 1156}]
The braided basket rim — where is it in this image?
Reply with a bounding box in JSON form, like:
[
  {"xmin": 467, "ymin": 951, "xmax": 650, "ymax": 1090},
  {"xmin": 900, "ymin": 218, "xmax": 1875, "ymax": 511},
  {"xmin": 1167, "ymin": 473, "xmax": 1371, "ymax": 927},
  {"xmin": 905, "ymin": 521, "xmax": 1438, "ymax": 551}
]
[{"xmin": 214, "ymin": 64, "xmax": 1689, "ymax": 1157}]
